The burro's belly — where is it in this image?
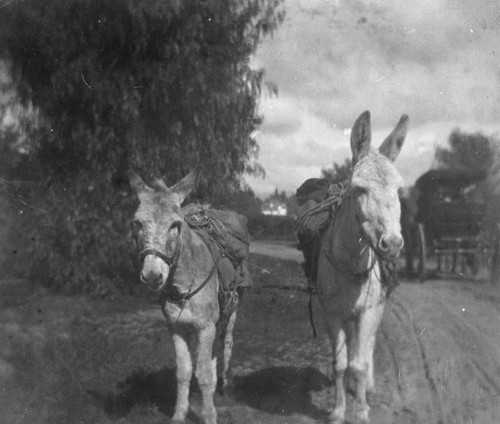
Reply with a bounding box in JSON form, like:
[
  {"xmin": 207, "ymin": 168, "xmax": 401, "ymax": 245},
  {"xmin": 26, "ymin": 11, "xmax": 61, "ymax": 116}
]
[{"xmin": 162, "ymin": 299, "xmax": 219, "ymax": 328}]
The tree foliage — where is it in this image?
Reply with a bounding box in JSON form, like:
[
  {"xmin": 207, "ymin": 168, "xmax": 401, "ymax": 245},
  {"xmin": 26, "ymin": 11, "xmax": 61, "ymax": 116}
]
[
  {"xmin": 321, "ymin": 158, "xmax": 352, "ymax": 184},
  {"xmin": 434, "ymin": 128, "xmax": 493, "ymax": 173},
  {"xmin": 217, "ymin": 187, "xmax": 262, "ymax": 218},
  {"xmin": 0, "ymin": 0, "xmax": 284, "ymax": 294},
  {"xmin": 433, "ymin": 129, "xmax": 500, "ymax": 255}
]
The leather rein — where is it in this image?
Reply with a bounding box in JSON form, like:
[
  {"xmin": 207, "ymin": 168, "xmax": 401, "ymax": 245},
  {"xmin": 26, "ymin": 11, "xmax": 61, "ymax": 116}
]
[
  {"xmin": 140, "ymin": 229, "xmax": 222, "ymax": 304},
  {"xmin": 320, "ymin": 191, "xmax": 379, "ymax": 278},
  {"xmin": 321, "ymin": 239, "xmax": 378, "ymax": 278}
]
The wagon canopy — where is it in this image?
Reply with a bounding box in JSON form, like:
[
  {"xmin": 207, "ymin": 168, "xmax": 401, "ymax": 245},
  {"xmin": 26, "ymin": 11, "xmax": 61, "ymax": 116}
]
[
  {"xmin": 415, "ymin": 168, "xmax": 487, "ymax": 238},
  {"xmin": 415, "ymin": 168, "xmax": 486, "ymax": 194}
]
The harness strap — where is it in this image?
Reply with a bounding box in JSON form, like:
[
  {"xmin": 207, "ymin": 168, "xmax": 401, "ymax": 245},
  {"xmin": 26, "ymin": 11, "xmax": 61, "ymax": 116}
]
[
  {"xmin": 141, "ymin": 221, "xmax": 237, "ymax": 304},
  {"xmin": 308, "ymin": 286, "xmax": 317, "ymax": 339},
  {"xmin": 321, "ymin": 245, "xmax": 377, "ymax": 278},
  {"xmin": 140, "ymin": 245, "xmax": 180, "ymax": 267},
  {"xmin": 164, "ymin": 226, "xmax": 226, "ymax": 304},
  {"xmin": 167, "ymin": 250, "xmax": 222, "ymax": 303}
]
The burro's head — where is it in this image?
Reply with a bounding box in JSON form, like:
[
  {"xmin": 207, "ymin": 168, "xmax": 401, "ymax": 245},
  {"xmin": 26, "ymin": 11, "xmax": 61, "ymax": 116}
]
[
  {"xmin": 129, "ymin": 170, "xmax": 196, "ymax": 291},
  {"xmin": 349, "ymin": 111, "xmax": 409, "ymax": 260}
]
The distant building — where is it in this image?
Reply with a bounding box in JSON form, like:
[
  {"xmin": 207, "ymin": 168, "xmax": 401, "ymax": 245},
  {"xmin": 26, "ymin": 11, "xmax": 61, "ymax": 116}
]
[{"xmin": 261, "ymin": 200, "xmax": 287, "ymax": 216}]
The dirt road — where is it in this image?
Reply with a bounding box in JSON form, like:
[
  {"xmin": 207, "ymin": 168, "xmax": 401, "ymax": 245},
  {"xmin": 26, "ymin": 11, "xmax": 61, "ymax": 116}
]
[
  {"xmin": 245, "ymin": 241, "xmax": 500, "ymax": 424},
  {"xmin": 1, "ymin": 242, "xmax": 500, "ymax": 424},
  {"xmin": 250, "ymin": 240, "xmax": 304, "ymax": 262}
]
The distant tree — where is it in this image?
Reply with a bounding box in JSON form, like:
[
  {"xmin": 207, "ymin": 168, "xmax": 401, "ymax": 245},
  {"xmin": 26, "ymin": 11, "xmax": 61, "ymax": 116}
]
[
  {"xmin": 0, "ymin": 0, "xmax": 284, "ymax": 294},
  {"xmin": 434, "ymin": 128, "xmax": 493, "ymax": 173},
  {"xmin": 269, "ymin": 188, "xmax": 287, "ymax": 202},
  {"xmin": 218, "ymin": 186, "xmax": 262, "ymax": 219},
  {"xmin": 321, "ymin": 158, "xmax": 352, "ymax": 184},
  {"xmin": 284, "ymin": 193, "xmax": 300, "ymax": 216}
]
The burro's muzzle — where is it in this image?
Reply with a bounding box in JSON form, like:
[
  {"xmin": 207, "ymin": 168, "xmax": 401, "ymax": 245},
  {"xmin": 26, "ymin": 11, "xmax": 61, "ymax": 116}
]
[
  {"xmin": 140, "ymin": 254, "xmax": 170, "ymax": 291},
  {"xmin": 376, "ymin": 232, "xmax": 404, "ymax": 260}
]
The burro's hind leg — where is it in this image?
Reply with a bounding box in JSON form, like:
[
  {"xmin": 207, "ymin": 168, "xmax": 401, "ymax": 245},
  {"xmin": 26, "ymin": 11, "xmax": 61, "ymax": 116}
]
[
  {"xmin": 217, "ymin": 307, "xmax": 238, "ymax": 395},
  {"xmin": 350, "ymin": 302, "xmax": 385, "ymax": 424},
  {"xmin": 171, "ymin": 328, "xmax": 193, "ymax": 424},
  {"xmin": 325, "ymin": 316, "xmax": 348, "ymax": 424},
  {"xmin": 217, "ymin": 289, "xmax": 241, "ymax": 395},
  {"xmin": 196, "ymin": 323, "xmax": 218, "ymax": 424}
]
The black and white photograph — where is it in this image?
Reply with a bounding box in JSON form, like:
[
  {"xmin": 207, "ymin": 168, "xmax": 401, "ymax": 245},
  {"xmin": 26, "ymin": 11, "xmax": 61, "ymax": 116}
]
[{"xmin": 1, "ymin": 1, "xmax": 500, "ymax": 423}]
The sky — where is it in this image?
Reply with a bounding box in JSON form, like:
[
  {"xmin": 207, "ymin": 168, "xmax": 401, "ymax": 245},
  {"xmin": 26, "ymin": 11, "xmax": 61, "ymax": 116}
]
[{"xmin": 246, "ymin": 0, "xmax": 500, "ymax": 198}]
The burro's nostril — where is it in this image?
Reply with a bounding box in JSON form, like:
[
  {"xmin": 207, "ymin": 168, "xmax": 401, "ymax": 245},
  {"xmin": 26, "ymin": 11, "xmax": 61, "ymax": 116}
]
[
  {"xmin": 140, "ymin": 271, "xmax": 164, "ymax": 289},
  {"xmin": 378, "ymin": 234, "xmax": 404, "ymax": 256},
  {"xmin": 378, "ymin": 236, "xmax": 390, "ymax": 252}
]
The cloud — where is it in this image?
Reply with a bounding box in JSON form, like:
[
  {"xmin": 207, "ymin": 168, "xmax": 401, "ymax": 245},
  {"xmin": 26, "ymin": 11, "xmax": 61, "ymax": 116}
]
[
  {"xmin": 249, "ymin": 0, "xmax": 500, "ymax": 197},
  {"xmin": 257, "ymin": 0, "xmax": 500, "ymax": 127}
]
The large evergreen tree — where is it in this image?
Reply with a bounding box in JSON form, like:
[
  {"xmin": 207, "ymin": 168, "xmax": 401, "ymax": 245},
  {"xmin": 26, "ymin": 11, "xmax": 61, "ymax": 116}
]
[{"xmin": 0, "ymin": 0, "xmax": 283, "ymax": 294}]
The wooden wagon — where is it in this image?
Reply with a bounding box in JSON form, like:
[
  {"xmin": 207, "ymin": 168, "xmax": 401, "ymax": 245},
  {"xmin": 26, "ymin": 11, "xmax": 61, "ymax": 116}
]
[{"xmin": 401, "ymin": 168, "xmax": 500, "ymax": 282}]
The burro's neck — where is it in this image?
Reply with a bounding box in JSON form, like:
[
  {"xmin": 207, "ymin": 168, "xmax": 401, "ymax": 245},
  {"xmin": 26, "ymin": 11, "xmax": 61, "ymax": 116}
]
[
  {"xmin": 172, "ymin": 227, "xmax": 213, "ymax": 285},
  {"xmin": 329, "ymin": 196, "xmax": 373, "ymax": 275}
]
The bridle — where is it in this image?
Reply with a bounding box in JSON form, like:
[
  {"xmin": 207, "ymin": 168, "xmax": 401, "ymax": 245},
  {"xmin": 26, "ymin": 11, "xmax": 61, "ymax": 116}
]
[
  {"xmin": 139, "ymin": 227, "xmax": 221, "ymax": 303},
  {"xmin": 321, "ymin": 235, "xmax": 378, "ymax": 278},
  {"xmin": 140, "ymin": 245, "xmax": 181, "ymax": 268},
  {"xmin": 320, "ymin": 190, "xmax": 379, "ymax": 278}
]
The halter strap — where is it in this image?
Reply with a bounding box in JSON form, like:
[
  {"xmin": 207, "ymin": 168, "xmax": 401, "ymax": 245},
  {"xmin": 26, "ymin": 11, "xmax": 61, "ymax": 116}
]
[
  {"xmin": 164, "ymin": 250, "xmax": 222, "ymax": 304},
  {"xmin": 140, "ymin": 238, "xmax": 182, "ymax": 291},
  {"xmin": 320, "ymin": 194, "xmax": 378, "ymax": 277},
  {"xmin": 140, "ymin": 245, "xmax": 180, "ymax": 267},
  {"xmin": 140, "ymin": 229, "xmax": 223, "ymax": 304},
  {"xmin": 321, "ymin": 242, "xmax": 377, "ymax": 277}
]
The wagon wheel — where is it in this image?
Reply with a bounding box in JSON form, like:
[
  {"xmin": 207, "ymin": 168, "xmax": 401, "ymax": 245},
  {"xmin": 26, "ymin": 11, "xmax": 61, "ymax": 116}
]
[
  {"xmin": 416, "ymin": 223, "xmax": 426, "ymax": 283},
  {"xmin": 401, "ymin": 225, "xmax": 415, "ymax": 274},
  {"xmin": 487, "ymin": 223, "xmax": 500, "ymax": 284},
  {"xmin": 466, "ymin": 253, "xmax": 479, "ymax": 276}
]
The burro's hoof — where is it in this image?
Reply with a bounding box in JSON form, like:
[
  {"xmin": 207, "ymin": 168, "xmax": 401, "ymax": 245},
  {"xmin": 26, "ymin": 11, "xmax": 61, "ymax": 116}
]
[
  {"xmin": 355, "ymin": 402, "xmax": 370, "ymax": 424},
  {"xmin": 217, "ymin": 382, "xmax": 235, "ymax": 397},
  {"xmin": 327, "ymin": 410, "xmax": 344, "ymax": 424}
]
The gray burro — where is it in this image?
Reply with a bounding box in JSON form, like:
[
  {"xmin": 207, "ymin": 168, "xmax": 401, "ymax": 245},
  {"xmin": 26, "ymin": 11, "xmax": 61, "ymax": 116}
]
[{"xmin": 129, "ymin": 169, "xmax": 250, "ymax": 424}]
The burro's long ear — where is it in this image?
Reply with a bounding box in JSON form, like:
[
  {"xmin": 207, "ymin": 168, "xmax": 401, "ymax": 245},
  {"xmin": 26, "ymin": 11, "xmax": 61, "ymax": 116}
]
[
  {"xmin": 128, "ymin": 171, "xmax": 151, "ymax": 196},
  {"xmin": 351, "ymin": 111, "xmax": 371, "ymax": 165},
  {"xmin": 170, "ymin": 168, "xmax": 199, "ymax": 203},
  {"xmin": 379, "ymin": 114, "xmax": 409, "ymax": 162}
]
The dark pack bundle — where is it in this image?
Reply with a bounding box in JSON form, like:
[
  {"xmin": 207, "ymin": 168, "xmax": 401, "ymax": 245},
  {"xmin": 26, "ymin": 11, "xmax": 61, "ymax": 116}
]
[{"xmin": 184, "ymin": 205, "xmax": 250, "ymax": 264}]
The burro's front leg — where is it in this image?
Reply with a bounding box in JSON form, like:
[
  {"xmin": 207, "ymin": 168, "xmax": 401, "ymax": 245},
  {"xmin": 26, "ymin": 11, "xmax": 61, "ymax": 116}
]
[
  {"xmin": 325, "ymin": 317, "xmax": 348, "ymax": 424},
  {"xmin": 350, "ymin": 303, "xmax": 385, "ymax": 424},
  {"xmin": 171, "ymin": 328, "xmax": 193, "ymax": 424},
  {"xmin": 196, "ymin": 323, "xmax": 218, "ymax": 424}
]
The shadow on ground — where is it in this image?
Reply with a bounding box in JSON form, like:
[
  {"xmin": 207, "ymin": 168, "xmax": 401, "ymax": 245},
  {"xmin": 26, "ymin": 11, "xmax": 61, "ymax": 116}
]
[
  {"xmin": 232, "ymin": 366, "xmax": 330, "ymax": 419},
  {"xmin": 89, "ymin": 367, "xmax": 181, "ymax": 419},
  {"xmin": 90, "ymin": 365, "xmax": 330, "ymax": 422}
]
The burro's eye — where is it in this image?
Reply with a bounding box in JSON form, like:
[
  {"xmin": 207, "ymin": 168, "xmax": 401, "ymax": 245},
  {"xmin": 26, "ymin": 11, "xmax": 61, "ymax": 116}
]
[
  {"xmin": 352, "ymin": 186, "xmax": 368, "ymax": 197},
  {"xmin": 166, "ymin": 221, "xmax": 182, "ymax": 255},
  {"xmin": 169, "ymin": 221, "xmax": 182, "ymax": 235},
  {"xmin": 132, "ymin": 219, "xmax": 143, "ymax": 234}
]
